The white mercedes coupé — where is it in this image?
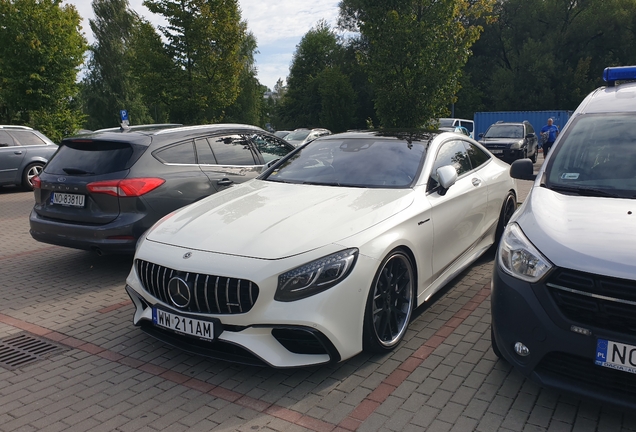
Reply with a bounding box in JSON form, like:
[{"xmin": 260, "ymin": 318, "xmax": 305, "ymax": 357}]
[{"xmin": 126, "ymin": 130, "xmax": 517, "ymax": 367}]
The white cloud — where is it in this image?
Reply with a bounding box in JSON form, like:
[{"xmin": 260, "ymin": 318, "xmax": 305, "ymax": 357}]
[{"xmin": 63, "ymin": 0, "xmax": 340, "ymax": 90}]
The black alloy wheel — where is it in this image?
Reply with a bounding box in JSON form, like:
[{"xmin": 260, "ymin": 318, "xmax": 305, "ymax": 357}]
[
  {"xmin": 363, "ymin": 249, "xmax": 415, "ymax": 352},
  {"xmin": 495, "ymin": 192, "xmax": 517, "ymax": 244}
]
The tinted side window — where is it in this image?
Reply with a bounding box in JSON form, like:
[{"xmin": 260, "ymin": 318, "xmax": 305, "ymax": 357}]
[
  {"xmin": 154, "ymin": 141, "xmax": 196, "ymax": 164},
  {"xmin": 0, "ymin": 131, "xmax": 16, "ymax": 147},
  {"xmin": 208, "ymin": 135, "xmax": 256, "ymax": 165},
  {"xmin": 464, "ymin": 142, "xmax": 490, "ymax": 169},
  {"xmin": 526, "ymin": 124, "xmax": 535, "ymax": 135},
  {"xmin": 251, "ymin": 134, "xmax": 292, "ymax": 163},
  {"xmin": 9, "ymin": 130, "xmax": 46, "ymax": 146},
  {"xmin": 428, "ymin": 140, "xmax": 472, "ymax": 190},
  {"xmin": 195, "ymin": 138, "xmax": 217, "ymax": 164}
]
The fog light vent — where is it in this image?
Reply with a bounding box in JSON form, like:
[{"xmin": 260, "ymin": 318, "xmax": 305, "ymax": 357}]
[{"xmin": 514, "ymin": 342, "xmax": 530, "ymax": 357}]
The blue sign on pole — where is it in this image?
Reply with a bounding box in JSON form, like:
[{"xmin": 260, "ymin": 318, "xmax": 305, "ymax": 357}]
[{"xmin": 120, "ymin": 110, "xmax": 129, "ymax": 122}]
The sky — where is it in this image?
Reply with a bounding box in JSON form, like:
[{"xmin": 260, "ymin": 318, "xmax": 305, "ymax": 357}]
[{"xmin": 62, "ymin": 0, "xmax": 341, "ymax": 91}]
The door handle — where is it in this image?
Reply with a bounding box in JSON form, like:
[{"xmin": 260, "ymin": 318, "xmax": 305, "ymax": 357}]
[
  {"xmin": 14, "ymin": 151, "xmax": 23, "ymax": 155},
  {"xmin": 217, "ymin": 178, "xmax": 234, "ymax": 187},
  {"xmin": 471, "ymin": 178, "xmax": 482, "ymax": 187}
]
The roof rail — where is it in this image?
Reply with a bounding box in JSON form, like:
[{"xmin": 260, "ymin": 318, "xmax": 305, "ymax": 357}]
[{"xmin": 0, "ymin": 125, "xmax": 33, "ymax": 130}]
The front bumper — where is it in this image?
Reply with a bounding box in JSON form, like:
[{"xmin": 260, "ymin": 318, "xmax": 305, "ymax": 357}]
[
  {"xmin": 484, "ymin": 146, "xmax": 525, "ymax": 163},
  {"xmin": 491, "ymin": 261, "xmax": 636, "ymax": 409},
  {"xmin": 125, "ymin": 240, "xmax": 376, "ymax": 368}
]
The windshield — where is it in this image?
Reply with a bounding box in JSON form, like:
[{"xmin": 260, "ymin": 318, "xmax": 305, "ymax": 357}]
[
  {"xmin": 285, "ymin": 130, "xmax": 311, "ymax": 141},
  {"xmin": 545, "ymin": 114, "xmax": 636, "ymax": 199},
  {"xmin": 484, "ymin": 125, "xmax": 524, "ymax": 138},
  {"xmin": 439, "ymin": 119, "xmax": 454, "ymax": 128},
  {"xmin": 264, "ymin": 137, "xmax": 426, "ymax": 188}
]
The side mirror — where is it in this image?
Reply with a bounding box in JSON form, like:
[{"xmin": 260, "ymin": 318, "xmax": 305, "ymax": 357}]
[
  {"xmin": 478, "ymin": 133, "xmax": 484, "ymax": 138},
  {"xmin": 437, "ymin": 165, "xmax": 458, "ymax": 195},
  {"xmin": 510, "ymin": 159, "xmax": 536, "ymax": 181},
  {"xmin": 526, "ymin": 133, "xmax": 536, "ymax": 138}
]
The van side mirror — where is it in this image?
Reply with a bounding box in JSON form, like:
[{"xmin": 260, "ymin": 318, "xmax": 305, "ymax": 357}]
[
  {"xmin": 478, "ymin": 133, "xmax": 484, "ymax": 138},
  {"xmin": 510, "ymin": 159, "xmax": 536, "ymax": 181}
]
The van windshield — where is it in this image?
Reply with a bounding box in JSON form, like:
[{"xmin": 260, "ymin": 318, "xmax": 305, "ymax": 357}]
[{"xmin": 545, "ymin": 114, "xmax": 636, "ymax": 198}]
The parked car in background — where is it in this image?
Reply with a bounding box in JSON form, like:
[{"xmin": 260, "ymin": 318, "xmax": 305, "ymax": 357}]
[
  {"xmin": 0, "ymin": 126, "xmax": 57, "ymax": 190},
  {"xmin": 126, "ymin": 130, "xmax": 517, "ymax": 367},
  {"xmin": 438, "ymin": 118, "xmax": 475, "ymax": 138},
  {"xmin": 479, "ymin": 121, "xmax": 539, "ymax": 163},
  {"xmin": 29, "ymin": 124, "xmax": 295, "ymax": 255},
  {"xmin": 284, "ymin": 128, "xmax": 331, "ymax": 147},
  {"xmin": 274, "ymin": 130, "xmax": 291, "ymax": 139},
  {"xmin": 491, "ymin": 66, "xmax": 636, "ymax": 409}
]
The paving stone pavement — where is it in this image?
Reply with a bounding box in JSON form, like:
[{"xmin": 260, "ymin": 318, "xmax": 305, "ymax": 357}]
[{"xmin": 1, "ymin": 163, "xmax": 635, "ymax": 432}]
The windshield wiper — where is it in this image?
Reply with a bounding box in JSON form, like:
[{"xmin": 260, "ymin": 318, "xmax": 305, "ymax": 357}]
[
  {"xmin": 62, "ymin": 168, "xmax": 94, "ymax": 175},
  {"xmin": 549, "ymin": 184, "xmax": 621, "ymax": 198},
  {"xmin": 265, "ymin": 178, "xmax": 300, "ymax": 184}
]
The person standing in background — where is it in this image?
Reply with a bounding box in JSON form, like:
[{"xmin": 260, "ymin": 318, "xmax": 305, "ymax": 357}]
[{"xmin": 540, "ymin": 118, "xmax": 559, "ymax": 157}]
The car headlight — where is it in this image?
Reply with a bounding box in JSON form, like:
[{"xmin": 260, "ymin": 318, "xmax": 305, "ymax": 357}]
[
  {"xmin": 275, "ymin": 248, "xmax": 358, "ymax": 302},
  {"xmin": 510, "ymin": 139, "xmax": 525, "ymax": 150},
  {"xmin": 498, "ymin": 223, "xmax": 552, "ymax": 283}
]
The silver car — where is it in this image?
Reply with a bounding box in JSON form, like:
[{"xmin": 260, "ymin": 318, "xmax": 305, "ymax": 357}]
[
  {"xmin": 0, "ymin": 126, "xmax": 57, "ymax": 190},
  {"xmin": 491, "ymin": 65, "xmax": 636, "ymax": 409},
  {"xmin": 284, "ymin": 128, "xmax": 331, "ymax": 147}
]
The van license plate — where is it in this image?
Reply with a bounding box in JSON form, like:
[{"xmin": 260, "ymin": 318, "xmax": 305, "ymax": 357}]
[
  {"xmin": 152, "ymin": 308, "xmax": 216, "ymax": 342},
  {"xmin": 595, "ymin": 339, "xmax": 636, "ymax": 374},
  {"xmin": 51, "ymin": 192, "xmax": 85, "ymax": 207},
  {"xmin": 490, "ymin": 150, "xmax": 503, "ymax": 155}
]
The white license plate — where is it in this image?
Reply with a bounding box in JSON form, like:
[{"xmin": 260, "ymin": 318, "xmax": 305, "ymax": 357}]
[
  {"xmin": 595, "ymin": 339, "xmax": 636, "ymax": 374},
  {"xmin": 51, "ymin": 192, "xmax": 85, "ymax": 207},
  {"xmin": 490, "ymin": 149, "xmax": 504, "ymax": 155},
  {"xmin": 152, "ymin": 308, "xmax": 215, "ymax": 341}
]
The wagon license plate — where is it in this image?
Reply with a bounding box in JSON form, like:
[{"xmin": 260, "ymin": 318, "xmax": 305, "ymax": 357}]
[
  {"xmin": 490, "ymin": 149, "xmax": 504, "ymax": 155},
  {"xmin": 51, "ymin": 192, "xmax": 85, "ymax": 207},
  {"xmin": 152, "ymin": 308, "xmax": 216, "ymax": 342},
  {"xmin": 595, "ymin": 339, "xmax": 636, "ymax": 374}
]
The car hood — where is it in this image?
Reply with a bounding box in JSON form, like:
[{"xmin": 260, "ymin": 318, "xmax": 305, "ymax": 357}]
[
  {"xmin": 146, "ymin": 180, "xmax": 414, "ymax": 259},
  {"xmin": 515, "ymin": 187, "xmax": 636, "ymax": 280}
]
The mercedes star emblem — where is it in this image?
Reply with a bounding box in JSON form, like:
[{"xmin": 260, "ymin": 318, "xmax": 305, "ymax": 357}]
[{"xmin": 167, "ymin": 277, "xmax": 191, "ymax": 308}]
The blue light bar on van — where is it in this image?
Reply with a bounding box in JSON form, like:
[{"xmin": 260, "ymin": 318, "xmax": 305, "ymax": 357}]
[{"xmin": 603, "ymin": 66, "xmax": 636, "ymax": 86}]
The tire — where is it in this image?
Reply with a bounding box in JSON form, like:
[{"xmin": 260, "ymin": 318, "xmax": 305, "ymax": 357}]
[
  {"xmin": 531, "ymin": 148, "xmax": 538, "ymax": 163},
  {"xmin": 363, "ymin": 249, "xmax": 415, "ymax": 353},
  {"xmin": 491, "ymin": 326, "xmax": 503, "ymax": 359},
  {"xmin": 495, "ymin": 192, "xmax": 517, "ymax": 245},
  {"xmin": 22, "ymin": 162, "xmax": 44, "ymax": 191}
]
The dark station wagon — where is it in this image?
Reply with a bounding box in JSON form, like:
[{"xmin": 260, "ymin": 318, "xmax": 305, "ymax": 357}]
[{"xmin": 29, "ymin": 124, "xmax": 294, "ymax": 255}]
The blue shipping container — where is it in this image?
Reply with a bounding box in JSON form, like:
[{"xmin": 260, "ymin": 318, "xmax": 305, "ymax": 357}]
[{"xmin": 473, "ymin": 110, "xmax": 572, "ymax": 140}]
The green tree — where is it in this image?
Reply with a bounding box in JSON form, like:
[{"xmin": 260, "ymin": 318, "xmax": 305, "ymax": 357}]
[
  {"xmin": 0, "ymin": 0, "xmax": 87, "ymax": 141},
  {"xmin": 81, "ymin": 0, "xmax": 154, "ymax": 130},
  {"xmin": 143, "ymin": 0, "xmax": 245, "ymax": 124},
  {"xmin": 456, "ymin": 0, "xmax": 636, "ymax": 117},
  {"xmin": 339, "ymin": 0, "xmax": 496, "ymax": 128},
  {"xmin": 224, "ymin": 32, "xmax": 263, "ymax": 126},
  {"xmin": 279, "ymin": 21, "xmax": 357, "ymax": 132}
]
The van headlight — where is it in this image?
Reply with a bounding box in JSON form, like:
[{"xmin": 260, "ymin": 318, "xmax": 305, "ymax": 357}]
[
  {"xmin": 275, "ymin": 248, "xmax": 358, "ymax": 302},
  {"xmin": 498, "ymin": 223, "xmax": 552, "ymax": 282}
]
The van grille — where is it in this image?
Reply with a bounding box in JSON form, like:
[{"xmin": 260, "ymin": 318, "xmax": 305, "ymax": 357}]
[
  {"xmin": 546, "ymin": 268, "xmax": 636, "ymax": 334},
  {"xmin": 135, "ymin": 259, "xmax": 259, "ymax": 315}
]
